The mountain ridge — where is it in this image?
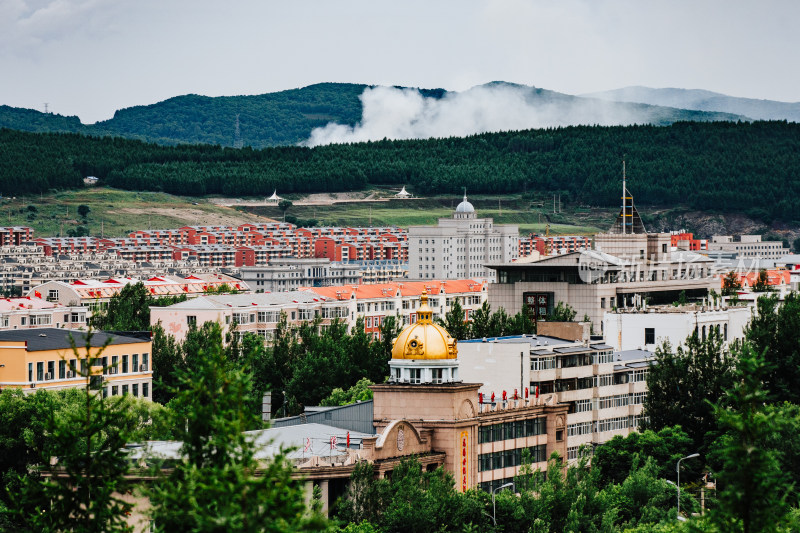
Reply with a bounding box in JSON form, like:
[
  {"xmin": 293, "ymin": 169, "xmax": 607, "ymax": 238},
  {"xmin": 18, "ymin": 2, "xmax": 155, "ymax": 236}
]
[{"xmin": 0, "ymin": 82, "xmax": 765, "ymax": 148}]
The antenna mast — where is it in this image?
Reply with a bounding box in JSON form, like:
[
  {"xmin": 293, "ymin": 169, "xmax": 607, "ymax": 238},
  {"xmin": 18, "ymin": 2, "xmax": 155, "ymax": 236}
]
[
  {"xmin": 622, "ymin": 159, "xmax": 627, "ymax": 235},
  {"xmin": 233, "ymin": 114, "xmax": 243, "ymax": 149},
  {"xmin": 44, "ymin": 103, "xmax": 49, "ymax": 114}
]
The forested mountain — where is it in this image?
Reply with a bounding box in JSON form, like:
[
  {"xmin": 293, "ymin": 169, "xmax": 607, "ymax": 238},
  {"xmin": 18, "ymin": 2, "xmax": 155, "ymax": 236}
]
[
  {"xmin": 586, "ymin": 86, "xmax": 800, "ymax": 122},
  {"xmin": 2, "ymin": 121, "xmax": 799, "ymax": 222},
  {"xmin": 0, "ymin": 83, "xmax": 744, "ymax": 148}
]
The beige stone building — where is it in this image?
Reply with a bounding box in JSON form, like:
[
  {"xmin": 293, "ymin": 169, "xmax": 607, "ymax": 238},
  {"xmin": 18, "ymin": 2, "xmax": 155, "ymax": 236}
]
[
  {"xmin": 487, "ymin": 194, "xmax": 718, "ymax": 331},
  {"xmin": 408, "ymin": 195, "xmax": 518, "ymax": 282}
]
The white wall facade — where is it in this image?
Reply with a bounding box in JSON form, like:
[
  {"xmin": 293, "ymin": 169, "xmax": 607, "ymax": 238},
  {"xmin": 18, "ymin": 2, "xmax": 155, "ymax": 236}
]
[{"xmin": 602, "ymin": 305, "xmax": 751, "ymax": 352}]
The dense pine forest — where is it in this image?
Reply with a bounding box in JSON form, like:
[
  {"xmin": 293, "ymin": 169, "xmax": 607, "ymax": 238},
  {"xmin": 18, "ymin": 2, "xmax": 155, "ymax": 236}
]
[{"xmin": 2, "ymin": 120, "xmax": 799, "ymax": 222}]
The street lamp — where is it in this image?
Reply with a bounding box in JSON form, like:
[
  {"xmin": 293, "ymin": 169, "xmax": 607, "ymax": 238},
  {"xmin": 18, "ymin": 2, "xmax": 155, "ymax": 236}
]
[
  {"xmin": 492, "ymin": 482, "xmax": 514, "ymax": 526},
  {"xmin": 677, "ymin": 453, "xmax": 700, "ymax": 519},
  {"xmin": 664, "ymin": 480, "xmax": 686, "ymax": 522}
]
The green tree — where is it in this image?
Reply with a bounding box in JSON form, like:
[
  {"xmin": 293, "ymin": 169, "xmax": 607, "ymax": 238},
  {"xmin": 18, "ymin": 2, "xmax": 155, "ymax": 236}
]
[
  {"xmin": 278, "ymin": 199, "xmax": 293, "ymax": 221},
  {"xmin": 745, "ymin": 293, "xmax": 800, "ymax": 404},
  {"xmin": 148, "ymin": 328, "xmax": 327, "ymax": 532},
  {"xmin": 77, "ymin": 204, "xmax": 90, "ymax": 218},
  {"xmin": 592, "ymin": 426, "xmax": 695, "ymax": 486},
  {"xmin": 322, "ymin": 377, "xmax": 374, "ymax": 406},
  {"xmin": 752, "ymin": 269, "xmax": 771, "ymax": 292},
  {"xmin": 643, "ymin": 330, "xmax": 735, "ymax": 455},
  {"xmin": 468, "ymin": 301, "xmax": 492, "ymax": 339},
  {"xmin": 12, "ymin": 333, "xmax": 135, "ymax": 533},
  {"xmin": 707, "ymin": 345, "xmax": 796, "ymax": 532},
  {"xmin": 150, "ymin": 323, "xmax": 185, "ymax": 404},
  {"xmin": 440, "ymin": 298, "xmax": 469, "ymax": 340},
  {"xmin": 548, "ymin": 301, "xmax": 577, "ymax": 322},
  {"xmin": 90, "ymin": 282, "xmax": 151, "ymax": 330},
  {"xmin": 721, "ymin": 271, "xmax": 742, "ymax": 296}
]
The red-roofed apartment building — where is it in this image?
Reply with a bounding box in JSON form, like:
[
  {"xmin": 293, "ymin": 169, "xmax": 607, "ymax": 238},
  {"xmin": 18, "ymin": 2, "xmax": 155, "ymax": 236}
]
[{"xmin": 301, "ymin": 279, "xmax": 487, "ymax": 339}]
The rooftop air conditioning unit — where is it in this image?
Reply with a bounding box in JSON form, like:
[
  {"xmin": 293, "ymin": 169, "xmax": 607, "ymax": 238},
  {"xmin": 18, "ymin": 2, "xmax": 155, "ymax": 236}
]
[
  {"xmin": 66, "ymin": 371, "xmax": 75, "ymax": 378},
  {"xmin": 110, "ymin": 367, "xmax": 118, "ymax": 375},
  {"xmin": 140, "ymin": 364, "xmax": 148, "ymax": 372},
  {"xmin": 30, "ymin": 383, "xmax": 36, "ymax": 388},
  {"xmin": 45, "ymin": 372, "xmax": 52, "ymax": 380}
]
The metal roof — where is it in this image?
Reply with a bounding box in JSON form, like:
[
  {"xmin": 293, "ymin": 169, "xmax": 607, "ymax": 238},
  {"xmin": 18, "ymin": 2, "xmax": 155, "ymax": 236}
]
[{"xmin": 0, "ymin": 329, "xmax": 149, "ymax": 352}]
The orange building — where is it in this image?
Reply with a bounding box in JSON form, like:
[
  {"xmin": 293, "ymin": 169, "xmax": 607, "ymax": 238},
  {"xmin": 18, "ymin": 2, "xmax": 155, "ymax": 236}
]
[{"xmin": 0, "ymin": 329, "xmax": 153, "ymax": 399}]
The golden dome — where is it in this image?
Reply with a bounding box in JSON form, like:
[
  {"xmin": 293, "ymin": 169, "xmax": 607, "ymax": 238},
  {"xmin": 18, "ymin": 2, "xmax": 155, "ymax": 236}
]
[{"xmin": 392, "ymin": 290, "xmax": 457, "ymax": 360}]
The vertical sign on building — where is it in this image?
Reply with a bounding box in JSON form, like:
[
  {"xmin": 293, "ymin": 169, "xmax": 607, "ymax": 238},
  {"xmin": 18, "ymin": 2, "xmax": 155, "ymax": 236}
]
[{"xmin": 460, "ymin": 430, "xmax": 469, "ymax": 492}]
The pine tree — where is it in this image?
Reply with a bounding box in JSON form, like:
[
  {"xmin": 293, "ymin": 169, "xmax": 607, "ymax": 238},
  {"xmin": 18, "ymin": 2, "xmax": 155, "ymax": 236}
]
[{"xmin": 147, "ymin": 330, "xmax": 327, "ymax": 532}]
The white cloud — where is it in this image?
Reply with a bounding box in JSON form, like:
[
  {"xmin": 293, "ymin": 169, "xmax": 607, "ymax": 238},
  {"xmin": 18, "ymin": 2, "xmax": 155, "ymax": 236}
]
[{"xmin": 305, "ymin": 84, "xmax": 643, "ymax": 146}]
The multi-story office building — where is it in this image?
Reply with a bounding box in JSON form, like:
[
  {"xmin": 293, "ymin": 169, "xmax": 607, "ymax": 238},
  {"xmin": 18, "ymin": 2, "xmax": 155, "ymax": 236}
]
[
  {"xmin": 706, "ymin": 234, "xmax": 790, "ymax": 260},
  {"xmin": 0, "ymin": 329, "xmax": 152, "ymax": 399},
  {"xmin": 487, "ymin": 191, "xmax": 717, "ymax": 330},
  {"xmin": 408, "ymin": 195, "xmax": 518, "ymax": 282},
  {"xmin": 458, "ymin": 335, "xmax": 651, "ymax": 461}
]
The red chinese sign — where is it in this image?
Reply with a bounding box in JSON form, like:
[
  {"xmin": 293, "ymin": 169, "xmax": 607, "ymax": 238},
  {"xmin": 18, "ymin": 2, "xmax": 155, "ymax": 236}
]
[{"xmin": 460, "ymin": 430, "xmax": 469, "ymax": 492}]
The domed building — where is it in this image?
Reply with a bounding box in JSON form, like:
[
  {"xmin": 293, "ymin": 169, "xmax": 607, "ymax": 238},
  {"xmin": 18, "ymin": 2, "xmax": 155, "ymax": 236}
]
[
  {"xmin": 388, "ymin": 290, "xmax": 460, "ymax": 385},
  {"xmin": 407, "ymin": 192, "xmax": 519, "ymax": 281},
  {"xmin": 370, "ymin": 291, "xmax": 568, "ymax": 494}
]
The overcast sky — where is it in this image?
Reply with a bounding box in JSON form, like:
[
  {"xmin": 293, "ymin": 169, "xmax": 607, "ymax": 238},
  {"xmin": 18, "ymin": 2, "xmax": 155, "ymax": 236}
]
[{"xmin": 2, "ymin": 0, "xmax": 798, "ymax": 124}]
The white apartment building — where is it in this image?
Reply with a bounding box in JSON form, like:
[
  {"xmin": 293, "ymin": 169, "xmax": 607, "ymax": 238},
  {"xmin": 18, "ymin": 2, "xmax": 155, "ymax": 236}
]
[
  {"xmin": 150, "ymin": 291, "xmax": 347, "ymax": 343},
  {"xmin": 408, "ymin": 195, "xmax": 518, "ymax": 282},
  {"xmin": 458, "ymin": 335, "xmax": 651, "ymax": 461},
  {"xmin": 240, "ymin": 259, "xmax": 361, "ymax": 292},
  {"xmin": 707, "ymin": 235, "xmax": 790, "ymax": 260},
  {"xmin": 603, "ymin": 302, "xmax": 751, "ymax": 352},
  {"xmin": 0, "ymin": 297, "xmax": 88, "ymax": 331}
]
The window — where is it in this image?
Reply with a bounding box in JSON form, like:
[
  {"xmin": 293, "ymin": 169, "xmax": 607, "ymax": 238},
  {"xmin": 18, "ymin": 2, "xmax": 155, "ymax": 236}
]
[
  {"xmin": 122, "ymin": 385, "xmax": 129, "ymax": 396},
  {"xmin": 187, "ymin": 315, "xmax": 197, "ymax": 326},
  {"xmin": 36, "ymin": 361, "xmax": 43, "ymax": 381},
  {"xmin": 30, "ymin": 314, "xmax": 51, "ymax": 326},
  {"xmin": 112, "ymin": 386, "xmax": 118, "ymax": 396},
  {"xmin": 47, "ymin": 361, "xmax": 54, "ymax": 380},
  {"xmin": 143, "ymin": 383, "xmax": 149, "ymax": 398},
  {"xmin": 132, "ymin": 354, "xmax": 139, "ymax": 373},
  {"xmin": 20, "ymin": 316, "xmax": 26, "ymax": 326},
  {"xmin": 597, "ymin": 416, "xmax": 629, "ymax": 432},
  {"xmin": 111, "ymin": 355, "xmax": 118, "ymax": 374},
  {"xmin": 567, "ymin": 422, "xmax": 593, "ymax": 437},
  {"xmin": 132, "ymin": 384, "xmax": 139, "ymax": 397},
  {"xmin": 431, "ymin": 368, "xmax": 443, "ymax": 384},
  {"xmin": 644, "ymin": 328, "xmax": 655, "ymax": 345},
  {"xmin": 142, "ymin": 353, "xmax": 149, "ymax": 370},
  {"xmin": 71, "ymin": 312, "xmax": 85, "ymax": 323},
  {"xmin": 47, "ymin": 289, "xmax": 59, "ymax": 301},
  {"xmin": 409, "ymin": 369, "xmax": 421, "ymax": 384},
  {"xmin": 122, "ymin": 355, "xmax": 129, "ymax": 374},
  {"xmin": 59, "ymin": 360, "xmax": 66, "ymax": 379},
  {"xmin": 28, "ymin": 362, "xmax": 33, "ymax": 382},
  {"xmin": 531, "ymin": 356, "xmax": 556, "ymax": 371}
]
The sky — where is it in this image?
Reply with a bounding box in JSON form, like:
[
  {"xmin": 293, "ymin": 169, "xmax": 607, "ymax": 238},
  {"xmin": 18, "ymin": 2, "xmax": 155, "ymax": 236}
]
[{"xmin": 1, "ymin": 0, "xmax": 799, "ymax": 124}]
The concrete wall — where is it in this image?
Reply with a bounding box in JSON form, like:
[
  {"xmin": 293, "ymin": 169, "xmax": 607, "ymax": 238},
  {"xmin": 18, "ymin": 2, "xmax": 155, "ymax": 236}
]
[{"xmin": 536, "ymin": 321, "xmax": 590, "ymax": 342}]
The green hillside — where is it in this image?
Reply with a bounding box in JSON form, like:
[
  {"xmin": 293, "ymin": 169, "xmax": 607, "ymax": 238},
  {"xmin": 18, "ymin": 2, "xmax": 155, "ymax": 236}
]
[
  {"xmin": 0, "ymin": 83, "xmax": 744, "ymax": 149},
  {"xmin": 1, "ymin": 121, "xmax": 799, "ymax": 223}
]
